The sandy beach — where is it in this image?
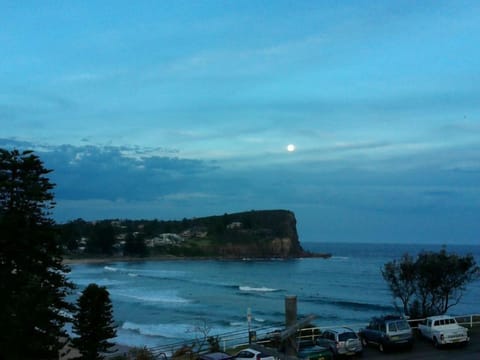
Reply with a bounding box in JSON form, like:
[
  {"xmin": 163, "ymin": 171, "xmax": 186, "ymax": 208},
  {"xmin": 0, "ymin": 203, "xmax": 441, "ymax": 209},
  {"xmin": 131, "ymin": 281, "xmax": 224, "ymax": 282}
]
[{"xmin": 62, "ymin": 254, "xmax": 194, "ymax": 265}]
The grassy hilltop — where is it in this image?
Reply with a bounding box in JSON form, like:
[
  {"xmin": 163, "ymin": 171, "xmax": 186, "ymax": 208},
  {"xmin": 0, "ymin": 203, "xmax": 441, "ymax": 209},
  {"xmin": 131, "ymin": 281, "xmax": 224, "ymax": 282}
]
[{"xmin": 59, "ymin": 209, "xmax": 330, "ymax": 259}]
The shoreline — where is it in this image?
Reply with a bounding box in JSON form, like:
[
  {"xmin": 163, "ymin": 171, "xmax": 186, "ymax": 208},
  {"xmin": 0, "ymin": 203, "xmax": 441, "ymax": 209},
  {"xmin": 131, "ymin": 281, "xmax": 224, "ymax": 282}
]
[{"xmin": 62, "ymin": 252, "xmax": 332, "ymax": 265}]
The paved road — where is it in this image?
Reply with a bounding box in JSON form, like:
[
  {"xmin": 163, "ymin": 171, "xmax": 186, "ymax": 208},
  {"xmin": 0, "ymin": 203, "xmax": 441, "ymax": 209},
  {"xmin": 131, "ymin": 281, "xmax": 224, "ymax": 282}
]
[{"xmin": 350, "ymin": 327, "xmax": 479, "ymax": 359}]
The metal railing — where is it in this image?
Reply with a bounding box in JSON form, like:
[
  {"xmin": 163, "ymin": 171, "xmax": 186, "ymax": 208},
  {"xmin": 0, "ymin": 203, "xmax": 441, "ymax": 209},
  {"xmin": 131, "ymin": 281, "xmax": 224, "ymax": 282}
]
[{"xmin": 145, "ymin": 313, "xmax": 480, "ymax": 359}]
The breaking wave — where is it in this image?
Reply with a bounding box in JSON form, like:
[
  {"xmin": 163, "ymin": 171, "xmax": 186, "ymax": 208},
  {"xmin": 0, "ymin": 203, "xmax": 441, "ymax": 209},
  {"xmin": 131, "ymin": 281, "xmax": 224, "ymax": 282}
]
[
  {"xmin": 112, "ymin": 290, "xmax": 192, "ymax": 304},
  {"xmin": 239, "ymin": 286, "xmax": 280, "ymax": 292}
]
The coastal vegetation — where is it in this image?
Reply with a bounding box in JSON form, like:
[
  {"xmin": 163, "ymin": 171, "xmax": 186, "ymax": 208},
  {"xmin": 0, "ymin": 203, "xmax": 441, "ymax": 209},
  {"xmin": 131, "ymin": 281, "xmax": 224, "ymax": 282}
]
[
  {"xmin": 0, "ymin": 149, "xmax": 74, "ymax": 359},
  {"xmin": 58, "ymin": 210, "xmax": 329, "ymax": 260},
  {"xmin": 382, "ymin": 249, "xmax": 479, "ymax": 318},
  {"xmin": 73, "ymin": 283, "xmax": 117, "ymax": 360}
]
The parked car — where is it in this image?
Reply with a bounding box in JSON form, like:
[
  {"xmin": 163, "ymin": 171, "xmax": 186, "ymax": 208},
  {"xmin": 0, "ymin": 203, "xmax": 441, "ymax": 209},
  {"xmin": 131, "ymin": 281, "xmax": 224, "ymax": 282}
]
[
  {"xmin": 418, "ymin": 315, "xmax": 469, "ymax": 348},
  {"xmin": 234, "ymin": 348, "xmax": 276, "ymax": 360},
  {"xmin": 359, "ymin": 315, "xmax": 413, "ymax": 352},
  {"xmin": 316, "ymin": 327, "xmax": 362, "ymax": 357},
  {"xmin": 199, "ymin": 352, "xmax": 234, "ymax": 360},
  {"xmin": 297, "ymin": 344, "xmax": 334, "ymax": 360}
]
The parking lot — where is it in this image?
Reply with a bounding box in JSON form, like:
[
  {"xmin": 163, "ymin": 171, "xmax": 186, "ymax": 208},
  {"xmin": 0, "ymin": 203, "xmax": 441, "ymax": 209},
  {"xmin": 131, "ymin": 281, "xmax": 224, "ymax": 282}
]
[{"xmin": 354, "ymin": 327, "xmax": 479, "ymax": 359}]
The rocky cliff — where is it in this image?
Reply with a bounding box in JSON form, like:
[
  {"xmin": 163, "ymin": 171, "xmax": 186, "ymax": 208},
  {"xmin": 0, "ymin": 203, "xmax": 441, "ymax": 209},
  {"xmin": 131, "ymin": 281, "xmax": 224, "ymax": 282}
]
[
  {"xmin": 204, "ymin": 209, "xmax": 304, "ymax": 258},
  {"xmin": 60, "ymin": 209, "xmax": 330, "ymax": 259}
]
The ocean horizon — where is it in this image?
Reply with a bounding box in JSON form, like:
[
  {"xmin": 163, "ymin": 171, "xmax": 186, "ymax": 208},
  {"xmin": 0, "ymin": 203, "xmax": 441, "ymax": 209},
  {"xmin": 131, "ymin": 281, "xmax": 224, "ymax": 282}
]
[{"xmin": 66, "ymin": 242, "xmax": 480, "ymax": 349}]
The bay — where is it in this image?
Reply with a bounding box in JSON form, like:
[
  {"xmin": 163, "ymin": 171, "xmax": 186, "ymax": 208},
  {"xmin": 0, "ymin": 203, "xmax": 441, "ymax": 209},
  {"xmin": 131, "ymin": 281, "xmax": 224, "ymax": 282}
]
[{"xmin": 67, "ymin": 242, "xmax": 480, "ymax": 349}]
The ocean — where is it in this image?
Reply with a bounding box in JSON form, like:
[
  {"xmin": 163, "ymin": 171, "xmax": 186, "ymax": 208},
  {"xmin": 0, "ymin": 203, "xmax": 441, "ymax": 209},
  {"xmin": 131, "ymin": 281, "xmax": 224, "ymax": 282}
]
[{"xmin": 66, "ymin": 242, "xmax": 480, "ymax": 349}]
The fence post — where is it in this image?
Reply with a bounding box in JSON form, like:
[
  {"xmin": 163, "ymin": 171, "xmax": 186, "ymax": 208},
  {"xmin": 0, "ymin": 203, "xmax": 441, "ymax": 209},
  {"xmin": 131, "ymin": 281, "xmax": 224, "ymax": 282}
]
[{"xmin": 285, "ymin": 295, "xmax": 297, "ymax": 357}]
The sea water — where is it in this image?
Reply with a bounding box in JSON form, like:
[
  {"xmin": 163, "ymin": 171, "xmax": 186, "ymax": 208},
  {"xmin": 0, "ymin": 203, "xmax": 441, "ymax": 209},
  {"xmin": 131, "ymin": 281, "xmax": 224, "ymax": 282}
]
[{"xmin": 67, "ymin": 242, "xmax": 480, "ymax": 348}]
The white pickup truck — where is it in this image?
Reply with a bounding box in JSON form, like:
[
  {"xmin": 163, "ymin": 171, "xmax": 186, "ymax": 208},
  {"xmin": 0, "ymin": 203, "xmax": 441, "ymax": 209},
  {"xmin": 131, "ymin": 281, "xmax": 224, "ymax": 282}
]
[{"xmin": 418, "ymin": 315, "xmax": 469, "ymax": 347}]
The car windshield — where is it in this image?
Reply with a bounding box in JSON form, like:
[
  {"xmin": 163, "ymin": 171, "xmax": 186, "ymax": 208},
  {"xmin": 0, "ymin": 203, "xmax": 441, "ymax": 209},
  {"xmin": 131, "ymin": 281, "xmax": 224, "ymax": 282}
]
[
  {"xmin": 388, "ymin": 320, "xmax": 409, "ymax": 331},
  {"xmin": 338, "ymin": 332, "xmax": 357, "ymax": 341}
]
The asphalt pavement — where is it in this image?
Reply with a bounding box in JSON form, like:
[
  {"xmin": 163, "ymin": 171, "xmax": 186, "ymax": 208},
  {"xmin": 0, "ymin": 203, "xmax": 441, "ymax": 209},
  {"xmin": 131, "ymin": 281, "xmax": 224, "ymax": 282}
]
[{"xmin": 350, "ymin": 326, "xmax": 479, "ymax": 360}]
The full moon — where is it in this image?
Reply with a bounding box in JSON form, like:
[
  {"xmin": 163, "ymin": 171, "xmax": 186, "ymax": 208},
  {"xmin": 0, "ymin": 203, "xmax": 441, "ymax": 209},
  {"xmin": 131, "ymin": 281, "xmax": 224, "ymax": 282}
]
[{"xmin": 287, "ymin": 144, "xmax": 296, "ymax": 152}]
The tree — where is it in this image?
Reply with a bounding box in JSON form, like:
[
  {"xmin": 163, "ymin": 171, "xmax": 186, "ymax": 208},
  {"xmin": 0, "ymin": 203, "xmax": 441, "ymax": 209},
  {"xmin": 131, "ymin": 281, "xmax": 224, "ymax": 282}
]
[
  {"xmin": 0, "ymin": 149, "xmax": 74, "ymax": 359},
  {"xmin": 73, "ymin": 283, "xmax": 117, "ymax": 359},
  {"xmin": 59, "ymin": 218, "xmax": 89, "ymax": 252},
  {"xmin": 87, "ymin": 221, "xmax": 116, "ymax": 255},
  {"xmin": 123, "ymin": 232, "xmax": 148, "ymax": 257},
  {"xmin": 382, "ymin": 248, "xmax": 479, "ymax": 318},
  {"xmin": 381, "ymin": 253, "xmax": 417, "ymax": 316}
]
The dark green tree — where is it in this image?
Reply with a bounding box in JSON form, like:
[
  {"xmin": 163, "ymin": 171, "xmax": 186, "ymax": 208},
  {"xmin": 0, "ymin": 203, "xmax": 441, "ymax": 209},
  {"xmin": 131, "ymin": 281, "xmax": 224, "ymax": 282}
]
[
  {"xmin": 59, "ymin": 218, "xmax": 89, "ymax": 252},
  {"xmin": 73, "ymin": 283, "xmax": 117, "ymax": 360},
  {"xmin": 123, "ymin": 232, "xmax": 148, "ymax": 257},
  {"xmin": 0, "ymin": 148, "xmax": 74, "ymax": 359},
  {"xmin": 382, "ymin": 248, "xmax": 479, "ymax": 318},
  {"xmin": 381, "ymin": 253, "xmax": 417, "ymax": 316},
  {"xmin": 87, "ymin": 222, "xmax": 116, "ymax": 255}
]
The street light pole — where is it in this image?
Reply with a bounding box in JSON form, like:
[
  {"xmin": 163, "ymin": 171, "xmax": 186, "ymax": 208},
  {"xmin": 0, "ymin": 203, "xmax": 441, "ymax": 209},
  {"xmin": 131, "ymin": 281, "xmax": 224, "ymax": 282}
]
[{"xmin": 247, "ymin": 307, "xmax": 252, "ymax": 344}]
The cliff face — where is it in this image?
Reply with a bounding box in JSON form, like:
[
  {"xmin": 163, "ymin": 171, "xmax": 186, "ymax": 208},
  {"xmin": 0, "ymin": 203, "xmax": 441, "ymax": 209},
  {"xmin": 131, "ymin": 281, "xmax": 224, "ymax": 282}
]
[
  {"xmin": 59, "ymin": 209, "xmax": 312, "ymax": 259},
  {"xmin": 208, "ymin": 209, "xmax": 304, "ymax": 258}
]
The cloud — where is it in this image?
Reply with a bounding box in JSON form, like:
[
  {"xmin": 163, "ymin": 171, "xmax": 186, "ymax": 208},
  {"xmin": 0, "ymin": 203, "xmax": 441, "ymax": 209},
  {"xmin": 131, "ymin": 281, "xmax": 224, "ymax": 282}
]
[
  {"xmin": 0, "ymin": 139, "xmax": 217, "ymax": 202},
  {"xmin": 2, "ymin": 136, "xmax": 479, "ymax": 243}
]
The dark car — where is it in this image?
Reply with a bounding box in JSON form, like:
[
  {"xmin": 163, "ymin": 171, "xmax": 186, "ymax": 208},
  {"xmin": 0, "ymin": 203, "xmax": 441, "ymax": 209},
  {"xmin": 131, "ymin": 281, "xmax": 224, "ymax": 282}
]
[
  {"xmin": 298, "ymin": 344, "xmax": 334, "ymax": 360},
  {"xmin": 359, "ymin": 315, "xmax": 413, "ymax": 352}
]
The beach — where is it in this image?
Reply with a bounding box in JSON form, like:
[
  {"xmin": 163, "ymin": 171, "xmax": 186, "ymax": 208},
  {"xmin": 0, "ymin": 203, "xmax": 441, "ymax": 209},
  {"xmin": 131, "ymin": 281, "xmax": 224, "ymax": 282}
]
[{"xmin": 65, "ymin": 242, "xmax": 480, "ymax": 350}]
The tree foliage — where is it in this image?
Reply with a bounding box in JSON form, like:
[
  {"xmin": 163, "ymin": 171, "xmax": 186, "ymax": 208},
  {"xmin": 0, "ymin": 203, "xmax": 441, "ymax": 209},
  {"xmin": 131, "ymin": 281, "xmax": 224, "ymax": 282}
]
[
  {"xmin": 87, "ymin": 222, "xmax": 116, "ymax": 255},
  {"xmin": 382, "ymin": 248, "xmax": 479, "ymax": 318},
  {"xmin": 73, "ymin": 283, "xmax": 117, "ymax": 360},
  {"xmin": 0, "ymin": 149, "xmax": 74, "ymax": 359},
  {"xmin": 123, "ymin": 232, "xmax": 148, "ymax": 257}
]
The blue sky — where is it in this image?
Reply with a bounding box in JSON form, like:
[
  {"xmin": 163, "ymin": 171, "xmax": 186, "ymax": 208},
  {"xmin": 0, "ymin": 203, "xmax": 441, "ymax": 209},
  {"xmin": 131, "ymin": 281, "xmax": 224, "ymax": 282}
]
[{"xmin": 1, "ymin": 1, "xmax": 480, "ymax": 244}]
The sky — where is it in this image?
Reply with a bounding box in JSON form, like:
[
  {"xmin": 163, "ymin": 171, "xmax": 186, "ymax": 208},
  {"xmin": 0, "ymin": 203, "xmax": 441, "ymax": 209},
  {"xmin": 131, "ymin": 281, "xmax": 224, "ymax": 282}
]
[{"xmin": 1, "ymin": 1, "xmax": 480, "ymax": 244}]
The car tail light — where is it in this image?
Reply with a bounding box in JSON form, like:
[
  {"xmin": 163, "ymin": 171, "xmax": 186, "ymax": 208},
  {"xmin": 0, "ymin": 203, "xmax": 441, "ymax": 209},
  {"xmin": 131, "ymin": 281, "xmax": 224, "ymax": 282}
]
[{"xmin": 256, "ymin": 354, "xmax": 261, "ymax": 360}]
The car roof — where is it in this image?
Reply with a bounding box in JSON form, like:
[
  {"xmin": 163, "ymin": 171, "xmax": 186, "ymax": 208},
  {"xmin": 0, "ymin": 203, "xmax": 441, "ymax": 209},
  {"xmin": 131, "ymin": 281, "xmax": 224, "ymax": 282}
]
[
  {"xmin": 237, "ymin": 348, "xmax": 260, "ymax": 354},
  {"xmin": 372, "ymin": 315, "xmax": 405, "ymax": 322},
  {"xmin": 199, "ymin": 352, "xmax": 232, "ymax": 360},
  {"xmin": 324, "ymin": 326, "xmax": 355, "ymax": 333},
  {"xmin": 428, "ymin": 315, "xmax": 454, "ymax": 321}
]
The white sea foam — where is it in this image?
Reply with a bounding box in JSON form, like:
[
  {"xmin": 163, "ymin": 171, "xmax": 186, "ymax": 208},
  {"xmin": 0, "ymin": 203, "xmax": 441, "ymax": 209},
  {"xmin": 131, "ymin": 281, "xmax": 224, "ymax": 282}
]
[
  {"xmin": 128, "ymin": 273, "xmax": 138, "ymax": 277},
  {"xmin": 239, "ymin": 286, "xmax": 278, "ymax": 292},
  {"xmin": 115, "ymin": 327, "xmax": 166, "ymax": 348},
  {"xmin": 104, "ymin": 266, "xmax": 119, "ymax": 272},
  {"xmin": 122, "ymin": 321, "xmax": 195, "ymax": 339},
  {"xmin": 74, "ymin": 278, "xmax": 125, "ymax": 287},
  {"xmin": 331, "ymin": 256, "xmax": 349, "ymax": 261},
  {"xmin": 113, "ymin": 289, "xmax": 192, "ymax": 304},
  {"xmin": 121, "ymin": 320, "xmax": 237, "ymax": 343},
  {"xmin": 230, "ymin": 321, "xmax": 246, "ymax": 327},
  {"xmin": 125, "ymin": 268, "xmax": 187, "ymax": 279}
]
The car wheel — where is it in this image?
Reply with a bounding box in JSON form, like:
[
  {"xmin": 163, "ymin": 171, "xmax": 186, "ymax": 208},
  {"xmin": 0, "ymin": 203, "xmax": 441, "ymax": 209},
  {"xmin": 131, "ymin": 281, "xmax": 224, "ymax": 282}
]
[{"xmin": 433, "ymin": 337, "xmax": 440, "ymax": 348}]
